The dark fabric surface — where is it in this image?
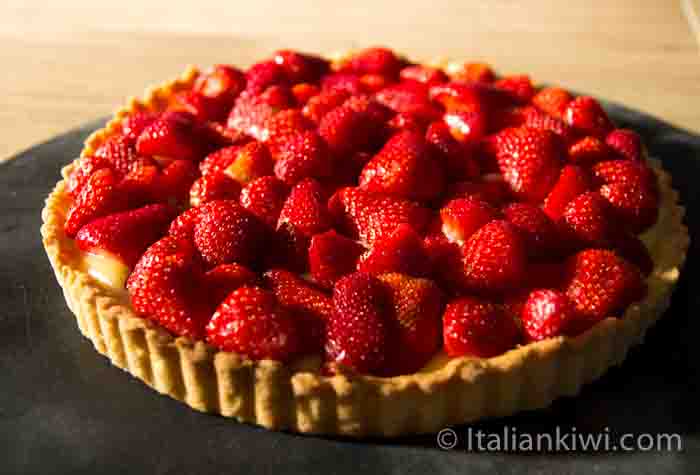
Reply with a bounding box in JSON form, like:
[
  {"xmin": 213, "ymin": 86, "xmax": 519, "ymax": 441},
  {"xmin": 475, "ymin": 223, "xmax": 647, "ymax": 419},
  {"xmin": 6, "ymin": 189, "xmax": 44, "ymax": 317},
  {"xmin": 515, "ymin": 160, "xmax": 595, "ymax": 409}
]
[{"xmin": 0, "ymin": 103, "xmax": 698, "ymax": 474}]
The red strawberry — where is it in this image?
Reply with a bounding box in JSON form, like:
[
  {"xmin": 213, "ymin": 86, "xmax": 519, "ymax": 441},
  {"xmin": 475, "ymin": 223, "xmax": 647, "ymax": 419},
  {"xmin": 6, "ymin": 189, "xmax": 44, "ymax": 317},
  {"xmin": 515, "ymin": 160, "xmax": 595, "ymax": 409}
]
[
  {"xmin": 443, "ymin": 110, "xmax": 488, "ymax": 144},
  {"xmin": 239, "ymin": 176, "xmax": 290, "ymax": 228},
  {"xmin": 531, "ymin": 87, "xmax": 571, "ymax": 119},
  {"xmin": 194, "ymin": 64, "xmax": 246, "ymax": 105},
  {"xmin": 194, "ymin": 200, "xmax": 268, "ymax": 267},
  {"xmin": 94, "ymin": 135, "xmax": 140, "ymax": 175},
  {"xmin": 387, "ymin": 112, "xmax": 430, "ymax": 133},
  {"xmin": 378, "ymin": 273, "xmax": 444, "ymax": 374},
  {"xmin": 325, "ymin": 273, "xmax": 391, "ymax": 374},
  {"xmin": 157, "ymin": 159, "xmax": 199, "ymax": 205},
  {"xmin": 277, "ymin": 178, "xmax": 331, "ymax": 238},
  {"xmin": 172, "ymin": 91, "xmax": 230, "ymax": 123},
  {"xmin": 422, "ymin": 233, "xmax": 465, "ymax": 292},
  {"xmin": 328, "ymin": 187, "xmax": 432, "ymax": 246},
  {"xmin": 168, "ymin": 207, "xmax": 202, "ymax": 241},
  {"xmin": 543, "ymin": 164, "xmax": 592, "ymax": 220},
  {"xmin": 494, "ymin": 126, "xmax": 563, "ymax": 203},
  {"xmin": 503, "ymin": 202, "xmax": 560, "ymax": 258},
  {"xmin": 443, "ymin": 296, "xmax": 521, "ymax": 358},
  {"xmin": 450, "ymin": 62, "xmax": 495, "ymax": 83},
  {"xmin": 375, "ymin": 82, "xmax": 442, "ymax": 122},
  {"xmin": 320, "ymin": 73, "xmax": 366, "ymax": 96},
  {"xmin": 425, "ymin": 121, "xmax": 480, "ymax": 181},
  {"xmin": 494, "ymin": 75, "xmax": 535, "ymax": 103},
  {"xmin": 522, "ymin": 107, "xmax": 576, "ymax": 144},
  {"xmin": 121, "ymin": 112, "xmax": 159, "ymax": 145},
  {"xmin": 202, "ymin": 262, "xmax": 258, "ymax": 305},
  {"xmin": 461, "ymin": 220, "xmax": 526, "ymax": 293},
  {"xmin": 339, "ymin": 47, "xmax": 403, "ymax": 78},
  {"xmin": 564, "ymin": 96, "xmax": 614, "ymax": 138},
  {"xmin": 302, "ymin": 89, "xmax": 351, "ymax": 123},
  {"xmin": 445, "ymin": 179, "xmax": 512, "ymax": 207},
  {"xmin": 127, "ymin": 236, "xmax": 208, "ymax": 339},
  {"xmin": 359, "ymin": 73, "xmax": 392, "ymax": 93},
  {"xmin": 399, "ymin": 65, "xmax": 448, "ymax": 86},
  {"xmin": 440, "ymin": 196, "xmax": 497, "ymax": 243},
  {"xmin": 560, "ymin": 191, "xmax": 614, "ymax": 246},
  {"xmin": 605, "ymin": 128, "xmax": 644, "ymax": 162},
  {"xmin": 273, "ymin": 49, "xmax": 329, "ymax": 84},
  {"xmin": 244, "ymin": 60, "xmax": 288, "ymax": 95},
  {"xmin": 200, "ymin": 145, "xmax": 241, "ymax": 177},
  {"xmin": 591, "ymin": 159, "xmax": 658, "ymax": 190},
  {"xmin": 568, "ymin": 136, "xmax": 613, "ymax": 166},
  {"xmin": 291, "ymin": 82, "xmax": 320, "ymax": 105},
  {"xmin": 67, "ymin": 155, "xmax": 111, "ymax": 198},
  {"xmin": 356, "ymin": 224, "xmax": 431, "ymax": 277},
  {"xmin": 227, "ymin": 86, "xmax": 294, "ymax": 140},
  {"xmin": 429, "ymin": 81, "xmax": 513, "ymax": 114},
  {"xmin": 223, "ymin": 141, "xmax": 273, "ymax": 185},
  {"xmin": 359, "ymin": 130, "xmax": 445, "ymax": 201},
  {"xmin": 564, "ymin": 249, "xmax": 645, "ymax": 322},
  {"xmin": 64, "ymin": 168, "xmax": 126, "ymax": 238},
  {"xmin": 75, "ymin": 203, "xmax": 174, "ymax": 272},
  {"xmin": 261, "ymin": 109, "xmax": 313, "ymax": 153},
  {"xmin": 136, "ymin": 111, "xmax": 209, "ymax": 161},
  {"xmin": 318, "ymin": 103, "xmax": 383, "ymax": 157},
  {"xmin": 189, "ymin": 173, "xmax": 241, "ymax": 207},
  {"xmin": 264, "ymin": 269, "xmax": 332, "ymax": 350},
  {"xmin": 599, "ymin": 181, "xmax": 659, "ymax": 233},
  {"xmin": 273, "ymin": 131, "xmax": 332, "ymax": 185},
  {"xmin": 610, "ymin": 232, "xmax": 654, "ymax": 276},
  {"xmin": 521, "ymin": 289, "xmax": 582, "ymax": 341},
  {"xmin": 308, "ymin": 230, "xmax": 365, "ymax": 289},
  {"xmin": 206, "ymin": 286, "xmax": 302, "ymax": 361}
]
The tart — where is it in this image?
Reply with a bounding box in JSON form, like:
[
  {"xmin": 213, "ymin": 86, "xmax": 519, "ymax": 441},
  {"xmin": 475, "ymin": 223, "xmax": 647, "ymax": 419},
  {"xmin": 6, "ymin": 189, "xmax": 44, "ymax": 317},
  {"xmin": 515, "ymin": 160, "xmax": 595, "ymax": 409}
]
[{"xmin": 41, "ymin": 48, "xmax": 689, "ymax": 437}]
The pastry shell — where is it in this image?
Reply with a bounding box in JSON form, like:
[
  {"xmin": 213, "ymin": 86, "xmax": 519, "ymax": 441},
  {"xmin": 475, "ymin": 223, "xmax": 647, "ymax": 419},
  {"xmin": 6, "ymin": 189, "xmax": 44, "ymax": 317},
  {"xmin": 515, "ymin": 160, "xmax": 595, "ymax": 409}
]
[{"xmin": 41, "ymin": 65, "xmax": 689, "ymax": 437}]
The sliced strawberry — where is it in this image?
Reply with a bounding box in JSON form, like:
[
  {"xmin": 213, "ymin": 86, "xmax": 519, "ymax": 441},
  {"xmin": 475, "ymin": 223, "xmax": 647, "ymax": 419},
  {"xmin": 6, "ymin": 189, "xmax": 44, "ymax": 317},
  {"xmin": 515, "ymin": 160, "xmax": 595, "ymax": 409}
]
[
  {"xmin": 328, "ymin": 187, "xmax": 432, "ymax": 246},
  {"xmin": 378, "ymin": 273, "xmax": 444, "ymax": 374},
  {"xmin": 564, "ymin": 249, "xmax": 645, "ymax": 323},
  {"xmin": 136, "ymin": 111, "xmax": 209, "ymax": 161},
  {"xmin": 202, "ymin": 262, "xmax": 258, "ymax": 305},
  {"xmin": 560, "ymin": 191, "xmax": 614, "ymax": 247},
  {"xmin": 359, "ymin": 130, "xmax": 445, "ymax": 201},
  {"xmin": 273, "ymin": 131, "xmax": 332, "ymax": 185},
  {"xmin": 67, "ymin": 155, "xmax": 111, "ymax": 198},
  {"xmin": 194, "ymin": 64, "xmax": 246, "ymax": 105},
  {"xmin": 494, "ymin": 75, "xmax": 535, "ymax": 104},
  {"xmin": 227, "ymin": 86, "xmax": 295, "ymax": 140},
  {"xmin": 189, "ymin": 173, "xmax": 241, "ymax": 207},
  {"xmin": 443, "ymin": 296, "xmax": 521, "ymax": 358},
  {"xmin": 273, "ymin": 49, "xmax": 329, "ymax": 84},
  {"xmin": 325, "ymin": 273, "xmax": 391, "ymax": 375},
  {"xmin": 543, "ymin": 164, "xmax": 592, "ymax": 220},
  {"xmin": 521, "ymin": 289, "xmax": 583, "ymax": 341},
  {"xmin": 356, "ymin": 224, "xmax": 431, "ymax": 277},
  {"xmin": 168, "ymin": 207, "xmax": 202, "ymax": 241},
  {"xmin": 65, "ymin": 168, "xmax": 127, "ymax": 238},
  {"xmin": 605, "ymin": 128, "xmax": 644, "ymax": 162},
  {"xmin": 223, "ymin": 141, "xmax": 274, "ymax": 185},
  {"xmin": 503, "ymin": 202, "xmax": 560, "ymax": 258},
  {"xmin": 461, "ymin": 220, "xmax": 526, "ymax": 293},
  {"xmin": 531, "ymin": 87, "xmax": 572, "ymax": 119},
  {"xmin": 127, "ymin": 236, "xmax": 208, "ymax": 339},
  {"xmin": 277, "ymin": 178, "xmax": 331, "ymax": 238},
  {"xmin": 194, "ymin": 200, "xmax": 268, "ymax": 267},
  {"xmin": 302, "ymin": 89, "xmax": 351, "ymax": 123},
  {"xmin": 94, "ymin": 135, "xmax": 140, "ymax": 175},
  {"xmin": 494, "ymin": 126, "xmax": 563, "ymax": 203},
  {"xmin": 450, "ymin": 61, "xmax": 495, "ymax": 83},
  {"xmin": 308, "ymin": 230, "xmax": 365, "ymax": 289},
  {"xmin": 440, "ymin": 196, "xmax": 497, "ymax": 243},
  {"xmin": 239, "ymin": 176, "xmax": 290, "ymax": 228},
  {"xmin": 568, "ymin": 136, "xmax": 613, "ymax": 166},
  {"xmin": 75, "ymin": 203, "xmax": 175, "ymax": 269},
  {"xmin": 206, "ymin": 286, "xmax": 302, "ymax": 361},
  {"xmin": 339, "ymin": 47, "xmax": 404, "ymax": 78},
  {"xmin": 121, "ymin": 112, "xmax": 159, "ymax": 145},
  {"xmin": 564, "ymin": 96, "xmax": 614, "ymax": 138}
]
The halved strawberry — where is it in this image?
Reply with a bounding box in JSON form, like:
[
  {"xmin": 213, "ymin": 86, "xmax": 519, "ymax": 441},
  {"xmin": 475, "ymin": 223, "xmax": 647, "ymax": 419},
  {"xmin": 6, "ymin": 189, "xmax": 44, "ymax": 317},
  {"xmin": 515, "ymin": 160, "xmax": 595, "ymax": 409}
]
[
  {"xmin": 531, "ymin": 87, "xmax": 571, "ymax": 119},
  {"xmin": 136, "ymin": 111, "xmax": 209, "ymax": 161},
  {"xmin": 64, "ymin": 168, "xmax": 127, "ymax": 238},
  {"xmin": 443, "ymin": 296, "xmax": 521, "ymax": 357},
  {"xmin": 328, "ymin": 187, "xmax": 432, "ymax": 246},
  {"xmin": 564, "ymin": 248, "xmax": 645, "ymax": 322},
  {"xmin": 189, "ymin": 173, "xmax": 241, "ymax": 207},
  {"xmin": 308, "ymin": 230, "xmax": 365, "ymax": 289},
  {"xmin": 277, "ymin": 178, "xmax": 331, "ymax": 238},
  {"xmin": 194, "ymin": 64, "xmax": 246, "ymax": 105},
  {"xmin": 568, "ymin": 136, "xmax": 613, "ymax": 166},
  {"xmin": 222, "ymin": 141, "xmax": 273, "ymax": 185},
  {"xmin": 206, "ymin": 286, "xmax": 302, "ymax": 361},
  {"xmin": 378, "ymin": 273, "xmax": 444, "ymax": 374},
  {"xmin": 494, "ymin": 126, "xmax": 563, "ymax": 203},
  {"xmin": 560, "ymin": 191, "xmax": 614, "ymax": 247},
  {"xmin": 564, "ymin": 96, "xmax": 614, "ymax": 138},
  {"xmin": 273, "ymin": 131, "xmax": 332, "ymax": 185},
  {"xmin": 543, "ymin": 164, "xmax": 592, "ymax": 220},
  {"xmin": 202, "ymin": 262, "xmax": 258, "ymax": 305},
  {"xmin": 461, "ymin": 220, "xmax": 526, "ymax": 293},
  {"xmin": 325, "ymin": 272, "xmax": 392, "ymax": 375},
  {"xmin": 503, "ymin": 202, "xmax": 560, "ymax": 258},
  {"xmin": 239, "ymin": 176, "xmax": 290, "ymax": 228},
  {"xmin": 359, "ymin": 130, "xmax": 445, "ymax": 201},
  {"xmin": 521, "ymin": 289, "xmax": 582, "ymax": 341},
  {"xmin": 194, "ymin": 200, "xmax": 268, "ymax": 267},
  {"xmin": 440, "ymin": 196, "xmax": 497, "ymax": 243},
  {"xmin": 356, "ymin": 224, "xmax": 431, "ymax": 277},
  {"xmin": 127, "ymin": 236, "xmax": 209, "ymax": 339},
  {"xmin": 605, "ymin": 128, "xmax": 644, "ymax": 162}
]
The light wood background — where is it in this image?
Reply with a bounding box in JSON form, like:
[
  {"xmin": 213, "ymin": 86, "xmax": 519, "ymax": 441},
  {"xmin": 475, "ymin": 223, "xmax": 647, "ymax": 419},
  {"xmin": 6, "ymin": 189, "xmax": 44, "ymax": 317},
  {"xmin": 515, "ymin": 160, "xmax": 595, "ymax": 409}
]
[{"xmin": 1, "ymin": 1, "xmax": 699, "ymax": 161}]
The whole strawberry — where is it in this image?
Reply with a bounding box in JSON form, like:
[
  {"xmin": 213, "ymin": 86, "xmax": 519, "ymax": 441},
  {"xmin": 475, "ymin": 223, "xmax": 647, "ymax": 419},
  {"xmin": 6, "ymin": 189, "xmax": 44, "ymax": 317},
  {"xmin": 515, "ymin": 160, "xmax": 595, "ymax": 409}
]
[
  {"xmin": 357, "ymin": 224, "xmax": 431, "ymax": 277},
  {"xmin": 273, "ymin": 131, "xmax": 332, "ymax": 185},
  {"xmin": 136, "ymin": 111, "xmax": 209, "ymax": 161},
  {"xmin": 94, "ymin": 135, "xmax": 140, "ymax": 175},
  {"xmin": 564, "ymin": 96, "xmax": 614, "ymax": 138},
  {"xmin": 531, "ymin": 87, "xmax": 571, "ymax": 119},
  {"xmin": 502, "ymin": 202, "xmax": 560, "ymax": 258},
  {"xmin": 308, "ymin": 230, "xmax": 365, "ymax": 289},
  {"xmin": 605, "ymin": 128, "xmax": 644, "ymax": 162},
  {"xmin": 543, "ymin": 164, "xmax": 592, "ymax": 220},
  {"xmin": 560, "ymin": 191, "xmax": 614, "ymax": 247},
  {"xmin": 206, "ymin": 286, "xmax": 302, "ymax": 361},
  {"xmin": 239, "ymin": 176, "xmax": 290, "ymax": 228},
  {"xmin": 521, "ymin": 289, "xmax": 583, "ymax": 341},
  {"xmin": 277, "ymin": 178, "xmax": 331, "ymax": 238},
  {"xmin": 202, "ymin": 263, "xmax": 258, "ymax": 305},
  {"xmin": 223, "ymin": 141, "xmax": 274, "ymax": 185},
  {"xmin": 443, "ymin": 296, "xmax": 521, "ymax": 358},
  {"xmin": 440, "ymin": 196, "xmax": 497, "ymax": 244},
  {"xmin": 194, "ymin": 64, "xmax": 246, "ymax": 106},
  {"xmin": 64, "ymin": 168, "xmax": 127, "ymax": 238},
  {"xmin": 189, "ymin": 173, "xmax": 241, "ymax": 207}
]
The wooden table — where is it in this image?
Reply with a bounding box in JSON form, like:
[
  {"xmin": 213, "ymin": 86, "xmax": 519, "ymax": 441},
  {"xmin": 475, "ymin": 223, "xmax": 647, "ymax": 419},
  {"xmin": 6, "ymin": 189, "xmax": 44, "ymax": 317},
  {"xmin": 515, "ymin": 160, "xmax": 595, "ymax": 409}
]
[{"xmin": 2, "ymin": 0, "xmax": 699, "ymax": 161}]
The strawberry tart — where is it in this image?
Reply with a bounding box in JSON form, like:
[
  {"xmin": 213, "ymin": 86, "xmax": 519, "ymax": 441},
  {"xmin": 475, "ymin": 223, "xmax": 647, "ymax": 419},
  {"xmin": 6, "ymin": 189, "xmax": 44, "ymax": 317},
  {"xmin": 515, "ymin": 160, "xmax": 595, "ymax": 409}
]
[{"xmin": 42, "ymin": 48, "xmax": 688, "ymax": 436}]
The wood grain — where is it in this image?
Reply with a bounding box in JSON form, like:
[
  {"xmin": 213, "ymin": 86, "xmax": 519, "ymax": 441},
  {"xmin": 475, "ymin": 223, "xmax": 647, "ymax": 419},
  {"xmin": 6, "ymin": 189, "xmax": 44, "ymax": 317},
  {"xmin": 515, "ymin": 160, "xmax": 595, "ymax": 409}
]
[{"xmin": 1, "ymin": 1, "xmax": 699, "ymax": 161}]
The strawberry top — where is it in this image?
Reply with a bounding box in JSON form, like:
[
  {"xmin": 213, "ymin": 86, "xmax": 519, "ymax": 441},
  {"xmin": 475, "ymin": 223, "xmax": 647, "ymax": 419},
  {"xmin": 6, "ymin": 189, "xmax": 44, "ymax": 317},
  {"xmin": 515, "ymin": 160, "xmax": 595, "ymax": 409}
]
[{"xmin": 64, "ymin": 48, "xmax": 660, "ymax": 377}]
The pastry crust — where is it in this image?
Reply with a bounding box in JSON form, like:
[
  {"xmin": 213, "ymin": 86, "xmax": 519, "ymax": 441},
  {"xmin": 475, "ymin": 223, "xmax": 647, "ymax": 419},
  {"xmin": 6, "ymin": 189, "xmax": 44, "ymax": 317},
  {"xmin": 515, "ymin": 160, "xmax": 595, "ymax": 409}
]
[{"xmin": 41, "ymin": 64, "xmax": 689, "ymax": 437}]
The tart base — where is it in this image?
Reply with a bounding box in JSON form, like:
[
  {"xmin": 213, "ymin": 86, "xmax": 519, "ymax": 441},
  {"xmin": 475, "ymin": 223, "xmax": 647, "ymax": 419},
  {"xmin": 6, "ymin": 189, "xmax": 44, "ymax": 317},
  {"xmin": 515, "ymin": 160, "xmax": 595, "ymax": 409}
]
[{"xmin": 41, "ymin": 67, "xmax": 689, "ymax": 437}]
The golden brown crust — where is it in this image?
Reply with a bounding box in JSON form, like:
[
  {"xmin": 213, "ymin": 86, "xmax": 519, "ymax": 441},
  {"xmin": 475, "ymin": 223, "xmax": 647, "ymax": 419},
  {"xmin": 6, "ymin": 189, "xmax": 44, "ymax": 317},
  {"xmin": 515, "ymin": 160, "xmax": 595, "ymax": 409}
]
[{"xmin": 41, "ymin": 63, "xmax": 689, "ymax": 437}]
